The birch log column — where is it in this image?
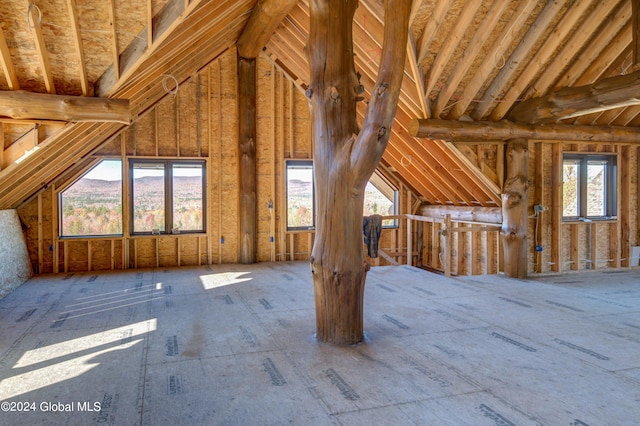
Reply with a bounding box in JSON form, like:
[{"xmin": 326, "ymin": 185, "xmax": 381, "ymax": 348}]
[
  {"xmin": 307, "ymin": 0, "xmax": 411, "ymax": 345},
  {"xmin": 501, "ymin": 138, "xmax": 529, "ymax": 278}
]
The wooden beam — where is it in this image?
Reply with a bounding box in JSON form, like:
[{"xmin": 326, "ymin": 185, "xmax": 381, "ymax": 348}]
[
  {"xmin": 434, "ymin": 0, "xmax": 511, "ymax": 117},
  {"xmin": 238, "ymin": 56, "xmax": 257, "ymax": 264},
  {"xmin": 409, "ymin": 118, "xmax": 640, "ymax": 143},
  {"xmin": 66, "ymin": 0, "xmax": 89, "ymax": 96},
  {"xmin": 0, "ymin": 91, "xmax": 130, "ymax": 124},
  {"xmin": 633, "ymin": 0, "xmax": 640, "ymax": 66},
  {"xmin": 26, "ymin": 1, "xmax": 55, "ymax": 93},
  {"xmin": 471, "ymin": 0, "xmax": 565, "ymax": 121},
  {"xmin": 509, "ymin": 69, "xmax": 640, "ymax": 124},
  {"xmin": 407, "ymin": 33, "xmax": 430, "ymax": 118},
  {"xmin": 108, "ymin": 0, "xmax": 120, "ymax": 81},
  {"xmin": 489, "ymin": 0, "xmax": 594, "ymax": 121},
  {"xmin": 424, "ymin": 1, "xmax": 481, "ymax": 98},
  {"xmin": 237, "ymin": 0, "xmax": 298, "ymax": 59},
  {"xmin": 95, "ymin": 0, "xmax": 208, "ymax": 97},
  {"xmin": 0, "ymin": 26, "xmax": 19, "ymax": 90},
  {"xmin": 501, "ymin": 138, "xmax": 529, "ymax": 278},
  {"xmin": 551, "ymin": 143, "xmax": 562, "ymax": 272},
  {"xmin": 420, "ymin": 205, "xmax": 502, "ymax": 224},
  {"xmin": 446, "ymin": 0, "xmax": 538, "ymax": 119}
]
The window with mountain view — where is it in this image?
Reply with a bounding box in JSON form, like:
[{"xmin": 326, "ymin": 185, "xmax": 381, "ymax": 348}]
[
  {"xmin": 563, "ymin": 154, "xmax": 616, "ymax": 220},
  {"xmin": 286, "ymin": 161, "xmax": 314, "ymax": 230},
  {"xmin": 131, "ymin": 160, "xmax": 205, "ymax": 234},
  {"xmin": 364, "ymin": 170, "xmax": 398, "ymax": 228},
  {"xmin": 285, "ymin": 161, "xmax": 398, "ymax": 230},
  {"xmin": 59, "ymin": 159, "xmax": 123, "ymax": 237}
]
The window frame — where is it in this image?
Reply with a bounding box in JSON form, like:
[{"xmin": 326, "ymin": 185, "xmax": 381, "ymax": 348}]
[
  {"xmin": 562, "ymin": 153, "xmax": 617, "ymax": 221},
  {"xmin": 284, "ymin": 161, "xmax": 400, "ymax": 231},
  {"xmin": 285, "ymin": 160, "xmax": 315, "ymax": 231},
  {"xmin": 58, "ymin": 158, "xmax": 124, "ymax": 239},
  {"xmin": 366, "ymin": 169, "xmax": 399, "ymax": 229},
  {"xmin": 129, "ymin": 159, "xmax": 206, "ymax": 235}
]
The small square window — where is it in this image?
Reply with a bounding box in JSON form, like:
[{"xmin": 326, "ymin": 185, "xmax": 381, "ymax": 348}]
[{"xmin": 563, "ymin": 154, "xmax": 616, "ymax": 220}]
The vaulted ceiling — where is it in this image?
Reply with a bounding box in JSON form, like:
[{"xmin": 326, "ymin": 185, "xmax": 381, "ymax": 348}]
[{"xmin": 0, "ymin": 0, "xmax": 637, "ymax": 210}]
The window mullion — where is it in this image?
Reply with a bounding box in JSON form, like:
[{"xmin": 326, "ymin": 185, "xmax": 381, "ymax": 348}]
[
  {"xmin": 166, "ymin": 161, "xmax": 173, "ymax": 234},
  {"xmin": 579, "ymin": 158, "xmax": 587, "ymax": 217}
]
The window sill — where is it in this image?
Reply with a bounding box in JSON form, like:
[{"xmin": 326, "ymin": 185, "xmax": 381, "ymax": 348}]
[{"xmin": 562, "ymin": 217, "xmax": 618, "ymax": 224}]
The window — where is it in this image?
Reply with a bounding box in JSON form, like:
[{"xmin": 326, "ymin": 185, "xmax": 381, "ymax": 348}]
[
  {"xmin": 286, "ymin": 161, "xmax": 314, "ymax": 230},
  {"xmin": 364, "ymin": 170, "xmax": 398, "ymax": 228},
  {"xmin": 563, "ymin": 154, "xmax": 616, "ymax": 220},
  {"xmin": 285, "ymin": 162, "xmax": 399, "ymax": 230},
  {"xmin": 59, "ymin": 159, "xmax": 123, "ymax": 237},
  {"xmin": 130, "ymin": 160, "xmax": 205, "ymax": 234}
]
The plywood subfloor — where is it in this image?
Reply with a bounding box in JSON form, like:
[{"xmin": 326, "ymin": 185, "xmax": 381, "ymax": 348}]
[{"xmin": 1, "ymin": 263, "xmax": 639, "ymax": 425}]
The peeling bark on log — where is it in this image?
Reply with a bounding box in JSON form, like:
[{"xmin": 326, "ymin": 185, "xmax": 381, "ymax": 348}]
[
  {"xmin": 501, "ymin": 138, "xmax": 529, "ymax": 278},
  {"xmin": 308, "ymin": 0, "xmax": 410, "ymax": 345}
]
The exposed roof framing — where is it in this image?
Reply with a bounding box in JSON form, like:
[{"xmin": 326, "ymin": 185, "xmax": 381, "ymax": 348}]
[
  {"xmin": 26, "ymin": 0, "xmax": 55, "ymax": 93},
  {"xmin": 0, "ymin": 26, "xmax": 19, "ymax": 90},
  {"xmin": 65, "ymin": 0, "xmax": 88, "ymax": 96},
  {"xmin": 1, "ymin": 0, "xmax": 640, "ymax": 211}
]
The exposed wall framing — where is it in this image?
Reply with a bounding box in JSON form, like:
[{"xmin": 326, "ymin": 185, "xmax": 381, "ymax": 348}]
[{"xmin": 15, "ymin": 49, "xmax": 418, "ymax": 274}]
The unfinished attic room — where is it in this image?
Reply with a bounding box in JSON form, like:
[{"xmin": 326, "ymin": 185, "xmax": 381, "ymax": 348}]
[{"xmin": 2, "ymin": 0, "xmax": 640, "ymax": 424}]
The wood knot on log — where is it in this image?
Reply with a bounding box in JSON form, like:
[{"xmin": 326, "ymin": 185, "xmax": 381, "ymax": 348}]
[
  {"xmin": 377, "ymin": 126, "xmax": 387, "ymax": 139},
  {"xmin": 377, "ymin": 83, "xmax": 387, "ymax": 96},
  {"xmin": 330, "ymin": 87, "xmax": 340, "ymax": 102}
]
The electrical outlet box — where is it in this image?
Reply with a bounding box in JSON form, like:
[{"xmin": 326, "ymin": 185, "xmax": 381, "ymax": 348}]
[{"xmin": 534, "ymin": 204, "xmax": 544, "ymax": 213}]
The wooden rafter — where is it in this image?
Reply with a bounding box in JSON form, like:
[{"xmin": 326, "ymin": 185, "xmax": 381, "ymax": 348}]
[
  {"xmin": 433, "ymin": 0, "xmax": 511, "ymax": 117},
  {"xmin": 26, "ymin": 0, "xmax": 55, "ymax": 94},
  {"xmin": 147, "ymin": 0, "xmax": 153, "ymax": 48},
  {"xmin": 95, "ymin": 0, "xmax": 209, "ymax": 97},
  {"xmin": 407, "ymin": 33, "xmax": 429, "ymax": 117},
  {"xmin": 66, "ymin": 0, "xmax": 88, "ymax": 96},
  {"xmin": 489, "ymin": 0, "xmax": 596, "ymax": 121},
  {"xmin": 236, "ymin": 0, "xmax": 298, "ymax": 59},
  {"xmin": 415, "ymin": 0, "xmax": 450, "ymax": 65},
  {"xmin": 0, "ymin": 26, "xmax": 19, "ymax": 90},
  {"xmin": 446, "ymin": 0, "xmax": 538, "ymax": 119},
  {"xmin": 108, "ymin": 0, "xmax": 120, "ymax": 81},
  {"xmin": 423, "ymin": 1, "xmax": 481, "ymax": 98},
  {"xmin": 471, "ymin": 0, "xmax": 565, "ymax": 121},
  {"xmin": 633, "ymin": 0, "xmax": 640, "ymax": 65},
  {"xmin": 508, "ymin": 68, "xmax": 640, "ymax": 124},
  {"xmin": 409, "ymin": 118, "xmax": 640, "ymax": 143},
  {"xmin": 0, "ymin": 90, "xmax": 129, "ymax": 124},
  {"xmin": 530, "ymin": 1, "xmax": 625, "ymax": 97}
]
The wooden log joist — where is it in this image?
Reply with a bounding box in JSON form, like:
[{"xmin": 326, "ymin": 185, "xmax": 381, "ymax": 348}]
[
  {"xmin": 420, "ymin": 204, "xmax": 503, "ymax": 224},
  {"xmin": 408, "ymin": 118, "xmax": 640, "ymax": 143},
  {"xmin": 508, "ymin": 68, "xmax": 640, "ymax": 124},
  {"xmin": 0, "ymin": 91, "xmax": 130, "ymax": 124},
  {"xmin": 236, "ymin": 0, "xmax": 298, "ymax": 59}
]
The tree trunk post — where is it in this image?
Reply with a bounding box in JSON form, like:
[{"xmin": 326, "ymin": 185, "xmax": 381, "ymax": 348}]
[
  {"xmin": 238, "ymin": 55, "xmax": 257, "ymax": 264},
  {"xmin": 501, "ymin": 138, "xmax": 529, "ymax": 278},
  {"xmin": 307, "ymin": 0, "xmax": 411, "ymax": 345}
]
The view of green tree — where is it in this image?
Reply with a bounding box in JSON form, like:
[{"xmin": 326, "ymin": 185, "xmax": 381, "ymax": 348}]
[{"xmin": 60, "ymin": 160, "xmax": 123, "ymax": 237}]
